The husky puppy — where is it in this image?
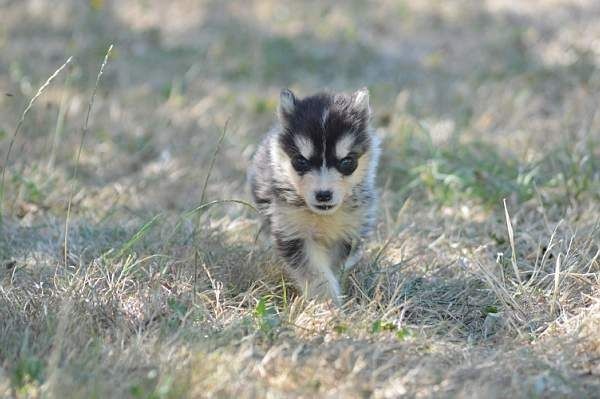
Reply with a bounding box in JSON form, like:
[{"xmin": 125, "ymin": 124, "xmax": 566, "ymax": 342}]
[{"xmin": 248, "ymin": 88, "xmax": 380, "ymax": 304}]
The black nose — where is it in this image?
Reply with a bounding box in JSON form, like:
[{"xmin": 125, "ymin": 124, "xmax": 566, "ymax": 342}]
[{"xmin": 315, "ymin": 190, "xmax": 332, "ymax": 203}]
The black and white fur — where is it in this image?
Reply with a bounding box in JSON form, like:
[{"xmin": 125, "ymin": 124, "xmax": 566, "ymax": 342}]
[{"xmin": 248, "ymin": 88, "xmax": 380, "ymax": 304}]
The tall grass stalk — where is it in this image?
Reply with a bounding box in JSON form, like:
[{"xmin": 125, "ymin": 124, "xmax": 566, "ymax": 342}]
[
  {"xmin": 63, "ymin": 45, "xmax": 113, "ymax": 268},
  {"xmin": 0, "ymin": 56, "xmax": 73, "ymax": 223},
  {"xmin": 47, "ymin": 71, "xmax": 73, "ymax": 171}
]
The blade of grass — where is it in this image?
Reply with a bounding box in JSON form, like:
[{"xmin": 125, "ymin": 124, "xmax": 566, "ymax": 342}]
[
  {"xmin": 503, "ymin": 198, "xmax": 523, "ymax": 285},
  {"xmin": 199, "ymin": 118, "xmax": 230, "ymax": 206},
  {"xmin": 184, "ymin": 199, "xmax": 259, "ymax": 218},
  {"xmin": 111, "ymin": 214, "xmax": 162, "ymax": 261},
  {"xmin": 550, "ymin": 253, "xmax": 562, "ymax": 316}
]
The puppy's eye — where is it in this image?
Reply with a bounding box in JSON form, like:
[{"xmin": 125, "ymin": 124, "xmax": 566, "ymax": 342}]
[
  {"xmin": 338, "ymin": 157, "xmax": 357, "ymax": 175},
  {"xmin": 292, "ymin": 156, "xmax": 311, "ymax": 172}
]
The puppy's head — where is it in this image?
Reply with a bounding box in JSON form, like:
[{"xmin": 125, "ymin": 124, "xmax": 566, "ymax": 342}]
[{"xmin": 271, "ymin": 88, "xmax": 378, "ymax": 215}]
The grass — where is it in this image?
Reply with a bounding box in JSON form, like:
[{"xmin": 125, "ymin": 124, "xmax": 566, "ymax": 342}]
[{"xmin": 1, "ymin": 1, "xmax": 600, "ymax": 398}]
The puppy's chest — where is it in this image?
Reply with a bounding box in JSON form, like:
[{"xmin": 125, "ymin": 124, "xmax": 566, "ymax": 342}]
[{"xmin": 273, "ymin": 205, "xmax": 362, "ymax": 244}]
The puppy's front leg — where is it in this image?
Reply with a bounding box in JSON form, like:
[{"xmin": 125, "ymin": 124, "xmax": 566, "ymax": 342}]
[
  {"xmin": 276, "ymin": 234, "xmax": 341, "ymax": 304},
  {"xmin": 302, "ymin": 239, "xmax": 341, "ymax": 304}
]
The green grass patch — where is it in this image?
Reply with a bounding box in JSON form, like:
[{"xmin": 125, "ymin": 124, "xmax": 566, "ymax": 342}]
[{"xmin": 383, "ymin": 122, "xmax": 540, "ymax": 206}]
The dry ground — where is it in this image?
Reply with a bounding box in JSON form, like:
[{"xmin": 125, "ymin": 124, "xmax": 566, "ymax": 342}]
[{"xmin": 1, "ymin": 0, "xmax": 599, "ymax": 397}]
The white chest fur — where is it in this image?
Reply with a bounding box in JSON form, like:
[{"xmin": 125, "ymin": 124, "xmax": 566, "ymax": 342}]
[{"xmin": 272, "ymin": 203, "xmax": 362, "ymax": 246}]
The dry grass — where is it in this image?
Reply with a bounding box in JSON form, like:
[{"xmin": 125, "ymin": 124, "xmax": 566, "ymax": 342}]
[{"xmin": 1, "ymin": 0, "xmax": 599, "ymax": 398}]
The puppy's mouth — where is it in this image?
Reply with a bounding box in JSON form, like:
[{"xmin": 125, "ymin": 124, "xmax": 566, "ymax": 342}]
[
  {"xmin": 309, "ymin": 203, "xmax": 340, "ymax": 215},
  {"xmin": 315, "ymin": 204, "xmax": 335, "ymax": 211}
]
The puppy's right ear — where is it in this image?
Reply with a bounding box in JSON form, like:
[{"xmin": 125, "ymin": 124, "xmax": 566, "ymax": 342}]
[{"xmin": 278, "ymin": 88, "xmax": 296, "ymax": 121}]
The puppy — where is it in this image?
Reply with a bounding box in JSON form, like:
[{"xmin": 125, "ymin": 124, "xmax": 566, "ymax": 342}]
[{"xmin": 248, "ymin": 88, "xmax": 380, "ymax": 304}]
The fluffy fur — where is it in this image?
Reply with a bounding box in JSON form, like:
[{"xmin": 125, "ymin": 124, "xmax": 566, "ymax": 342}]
[{"xmin": 248, "ymin": 88, "xmax": 380, "ymax": 304}]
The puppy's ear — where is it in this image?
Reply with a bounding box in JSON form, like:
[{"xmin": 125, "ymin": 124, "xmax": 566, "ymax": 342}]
[
  {"xmin": 352, "ymin": 87, "xmax": 371, "ymax": 117},
  {"xmin": 278, "ymin": 88, "xmax": 297, "ymax": 121}
]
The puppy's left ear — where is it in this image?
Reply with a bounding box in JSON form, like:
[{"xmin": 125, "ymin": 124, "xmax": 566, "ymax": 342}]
[{"xmin": 352, "ymin": 87, "xmax": 371, "ymax": 116}]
